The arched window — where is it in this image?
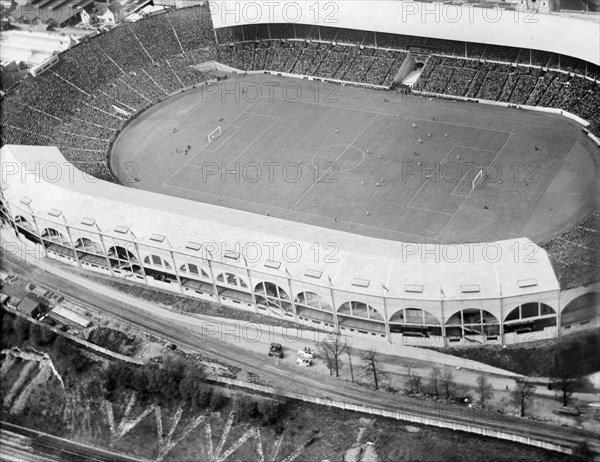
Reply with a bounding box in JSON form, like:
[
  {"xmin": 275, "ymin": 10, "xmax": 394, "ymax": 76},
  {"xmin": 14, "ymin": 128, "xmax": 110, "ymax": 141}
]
[
  {"xmin": 41, "ymin": 228, "xmax": 70, "ymax": 246},
  {"xmin": 254, "ymin": 282, "xmax": 289, "ymax": 300},
  {"xmin": 389, "ymin": 308, "xmax": 440, "ymax": 325},
  {"xmin": 445, "ymin": 309, "xmax": 500, "ymax": 338},
  {"xmin": 108, "ymin": 245, "xmax": 138, "ymax": 262},
  {"xmin": 446, "ymin": 309, "xmax": 499, "ymax": 326},
  {"xmin": 14, "ymin": 215, "xmax": 32, "ymax": 231},
  {"xmin": 295, "ymin": 291, "xmax": 332, "ymax": 311},
  {"xmin": 216, "ymin": 272, "xmax": 248, "ymax": 289},
  {"xmin": 75, "ymin": 237, "xmax": 104, "ymax": 255},
  {"xmin": 505, "ymin": 303, "xmax": 556, "ymax": 322},
  {"xmin": 179, "ymin": 263, "xmax": 209, "ymax": 279},
  {"xmin": 254, "ymin": 282, "xmax": 292, "ymax": 314},
  {"xmin": 338, "ymin": 301, "xmax": 383, "ymax": 320}
]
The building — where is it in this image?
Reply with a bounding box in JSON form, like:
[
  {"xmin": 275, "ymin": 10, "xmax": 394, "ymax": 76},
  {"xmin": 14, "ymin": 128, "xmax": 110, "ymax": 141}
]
[
  {"xmin": 0, "ymin": 144, "xmax": 577, "ymax": 347},
  {"xmin": 16, "ymin": 297, "xmax": 43, "ymax": 318}
]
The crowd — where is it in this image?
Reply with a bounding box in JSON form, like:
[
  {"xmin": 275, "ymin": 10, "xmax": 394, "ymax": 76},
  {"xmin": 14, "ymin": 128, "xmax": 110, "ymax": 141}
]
[
  {"xmin": 214, "ymin": 41, "xmax": 405, "ymax": 86},
  {"xmin": 415, "ymin": 55, "xmax": 600, "ymax": 138},
  {"xmin": 1, "ymin": 6, "xmax": 598, "ymax": 188},
  {"xmin": 542, "ymin": 211, "xmax": 600, "ymax": 290}
]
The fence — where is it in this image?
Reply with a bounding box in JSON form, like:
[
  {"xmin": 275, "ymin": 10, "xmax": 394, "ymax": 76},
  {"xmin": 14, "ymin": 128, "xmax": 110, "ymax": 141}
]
[{"xmin": 215, "ymin": 377, "xmax": 572, "ymax": 455}]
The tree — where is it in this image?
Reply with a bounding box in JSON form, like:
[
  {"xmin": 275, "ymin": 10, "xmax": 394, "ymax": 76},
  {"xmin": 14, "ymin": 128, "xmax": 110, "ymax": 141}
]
[
  {"xmin": 510, "ymin": 378, "xmax": 536, "ymax": 417},
  {"xmin": 321, "ymin": 346, "xmax": 334, "ymax": 376},
  {"xmin": 257, "ymin": 398, "xmax": 285, "ymax": 425},
  {"xmin": 405, "ymin": 365, "xmax": 423, "ymax": 394},
  {"xmin": 476, "ymin": 374, "xmax": 494, "ymax": 408},
  {"xmin": 429, "ymin": 367, "xmax": 441, "ymax": 397},
  {"xmin": 233, "ymin": 395, "xmax": 258, "ymax": 422},
  {"xmin": 179, "ymin": 364, "xmax": 210, "ymax": 410},
  {"xmin": 15, "ymin": 316, "xmax": 30, "ymax": 341},
  {"xmin": 345, "ymin": 341, "xmax": 355, "ymax": 383},
  {"xmin": 319, "ymin": 336, "xmax": 347, "ymax": 378},
  {"xmin": 551, "ymin": 343, "xmax": 584, "ymax": 407},
  {"xmin": 360, "ymin": 348, "xmax": 389, "ymax": 390},
  {"xmin": 440, "ymin": 369, "xmax": 455, "ymax": 400}
]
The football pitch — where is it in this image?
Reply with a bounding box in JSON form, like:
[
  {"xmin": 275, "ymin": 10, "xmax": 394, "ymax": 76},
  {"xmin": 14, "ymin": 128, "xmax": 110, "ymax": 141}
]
[{"xmin": 110, "ymin": 74, "xmax": 599, "ymax": 244}]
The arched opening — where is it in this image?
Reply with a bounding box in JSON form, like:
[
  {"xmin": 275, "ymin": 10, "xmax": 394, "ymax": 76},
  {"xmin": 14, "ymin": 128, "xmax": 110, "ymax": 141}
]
[
  {"xmin": 389, "ymin": 308, "xmax": 441, "ymax": 337},
  {"xmin": 337, "ymin": 301, "xmax": 385, "ymax": 334},
  {"xmin": 179, "ymin": 263, "xmax": 209, "ymax": 279},
  {"xmin": 216, "ymin": 272, "xmax": 248, "ymax": 289},
  {"xmin": 562, "ymin": 293, "xmax": 600, "ymax": 326},
  {"xmin": 215, "ymin": 272, "xmax": 252, "ymax": 305},
  {"xmin": 41, "ymin": 227, "xmax": 74, "ymax": 258},
  {"xmin": 74, "ymin": 237, "xmax": 108, "ymax": 268},
  {"xmin": 75, "ymin": 237, "xmax": 104, "ymax": 255},
  {"xmin": 445, "ymin": 309, "xmax": 500, "ymax": 341},
  {"xmin": 142, "ymin": 254, "xmax": 176, "ymax": 282},
  {"xmin": 338, "ymin": 301, "xmax": 383, "ymax": 320},
  {"xmin": 143, "ymin": 254, "xmax": 173, "ymax": 270},
  {"xmin": 14, "ymin": 215, "xmax": 32, "ymax": 231},
  {"xmin": 254, "ymin": 282, "xmax": 293, "ymax": 316},
  {"xmin": 504, "ymin": 302, "xmax": 557, "ymax": 334},
  {"xmin": 41, "ymin": 228, "xmax": 70, "ymax": 246},
  {"xmin": 107, "ymin": 245, "xmax": 141, "ymax": 274},
  {"xmin": 178, "ymin": 263, "xmax": 213, "ymax": 295},
  {"xmin": 294, "ymin": 291, "xmax": 334, "ymax": 324},
  {"xmin": 13, "ymin": 215, "xmax": 40, "ymax": 244}
]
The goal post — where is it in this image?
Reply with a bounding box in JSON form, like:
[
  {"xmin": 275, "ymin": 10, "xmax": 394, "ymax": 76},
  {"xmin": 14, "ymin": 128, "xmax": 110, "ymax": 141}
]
[
  {"xmin": 207, "ymin": 126, "xmax": 222, "ymax": 143},
  {"xmin": 472, "ymin": 169, "xmax": 484, "ymax": 190}
]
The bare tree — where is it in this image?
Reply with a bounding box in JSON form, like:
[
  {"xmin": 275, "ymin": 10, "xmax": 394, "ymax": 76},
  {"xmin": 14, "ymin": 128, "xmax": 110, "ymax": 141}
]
[
  {"xmin": 551, "ymin": 345, "xmax": 584, "ymax": 407},
  {"xmin": 440, "ymin": 369, "xmax": 455, "ymax": 400},
  {"xmin": 319, "ymin": 336, "xmax": 347, "ymax": 378},
  {"xmin": 360, "ymin": 348, "xmax": 389, "ymax": 390},
  {"xmin": 429, "ymin": 367, "xmax": 441, "ymax": 397},
  {"xmin": 405, "ymin": 365, "xmax": 423, "ymax": 394},
  {"xmin": 476, "ymin": 374, "xmax": 494, "ymax": 408},
  {"xmin": 321, "ymin": 346, "xmax": 334, "ymax": 376},
  {"xmin": 345, "ymin": 340, "xmax": 354, "ymax": 383},
  {"xmin": 510, "ymin": 378, "xmax": 536, "ymax": 417}
]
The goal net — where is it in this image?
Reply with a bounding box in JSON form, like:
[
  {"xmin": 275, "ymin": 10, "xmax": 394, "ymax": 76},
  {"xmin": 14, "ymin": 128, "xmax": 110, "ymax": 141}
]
[
  {"xmin": 207, "ymin": 126, "xmax": 222, "ymax": 143},
  {"xmin": 472, "ymin": 169, "xmax": 484, "ymax": 190}
]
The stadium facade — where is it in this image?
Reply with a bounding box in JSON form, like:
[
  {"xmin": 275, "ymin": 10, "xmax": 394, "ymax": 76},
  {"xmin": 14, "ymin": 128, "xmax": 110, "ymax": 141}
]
[{"xmin": 1, "ymin": 2, "xmax": 599, "ymax": 347}]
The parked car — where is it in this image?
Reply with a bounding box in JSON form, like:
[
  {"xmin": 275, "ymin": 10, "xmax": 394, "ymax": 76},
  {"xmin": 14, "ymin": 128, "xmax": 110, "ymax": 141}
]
[
  {"xmin": 296, "ymin": 357, "xmax": 312, "ymax": 367},
  {"xmin": 268, "ymin": 343, "xmax": 283, "ymax": 358},
  {"xmin": 297, "ymin": 347, "xmax": 315, "ymax": 359}
]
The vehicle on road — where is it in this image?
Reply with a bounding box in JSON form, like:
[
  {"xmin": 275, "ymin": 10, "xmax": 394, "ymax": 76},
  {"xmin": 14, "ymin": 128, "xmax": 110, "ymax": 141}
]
[
  {"xmin": 268, "ymin": 343, "xmax": 283, "ymax": 358},
  {"xmin": 296, "ymin": 357, "xmax": 312, "ymax": 367},
  {"xmin": 297, "ymin": 347, "xmax": 315, "ymax": 359}
]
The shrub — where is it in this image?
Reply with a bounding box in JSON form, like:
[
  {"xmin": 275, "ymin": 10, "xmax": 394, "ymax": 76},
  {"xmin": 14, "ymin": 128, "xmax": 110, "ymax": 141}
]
[
  {"xmin": 210, "ymin": 392, "xmax": 227, "ymax": 411},
  {"xmin": 257, "ymin": 398, "xmax": 285, "ymax": 425},
  {"xmin": 233, "ymin": 395, "xmax": 259, "ymax": 422}
]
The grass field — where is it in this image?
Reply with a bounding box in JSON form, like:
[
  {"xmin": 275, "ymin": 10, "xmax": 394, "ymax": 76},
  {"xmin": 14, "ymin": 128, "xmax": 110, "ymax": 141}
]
[{"xmin": 110, "ymin": 74, "xmax": 599, "ymax": 244}]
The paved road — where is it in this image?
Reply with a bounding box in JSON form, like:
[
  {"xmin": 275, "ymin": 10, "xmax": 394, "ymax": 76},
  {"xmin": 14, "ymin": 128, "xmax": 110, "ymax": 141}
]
[
  {"xmin": 2, "ymin": 252, "xmax": 598, "ymax": 455},
  {"xmin": 0, "ymin": 422, "xmax": 145, "ymax": 462}
]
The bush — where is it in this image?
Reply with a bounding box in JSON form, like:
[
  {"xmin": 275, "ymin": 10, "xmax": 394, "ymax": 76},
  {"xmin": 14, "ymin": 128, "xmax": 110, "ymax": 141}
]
[
  {"xmin": 15, "ymin": 317, "xmax": 30, "ymax": 341},
  {"xmin": 233, "ymin": 395, "xmax": 259, "ymax": 422},
  {"xmin": 257, "ymin": 398, "xmax": 285, "ymax": 425},
  {"xmin": 54, "ymin": 336, "xmax": 93, "ymax": 376},
  {"xmin": 210, "ymin": 392, "xmax": 227, "ymax": 411},
  {"xmin": 179, "ymin": 365, "xmax": 211, "ymax": 410}
]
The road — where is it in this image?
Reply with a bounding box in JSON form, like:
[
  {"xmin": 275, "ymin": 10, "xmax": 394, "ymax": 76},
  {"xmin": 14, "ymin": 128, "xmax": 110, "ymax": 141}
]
[{"xmin": 1, "ymin": 245, "xmax": 598, "ymax": 454}]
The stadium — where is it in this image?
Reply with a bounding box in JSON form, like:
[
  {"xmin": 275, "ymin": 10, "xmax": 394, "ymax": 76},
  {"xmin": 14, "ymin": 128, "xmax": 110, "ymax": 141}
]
[{"xmin": 1, "ymin": 1, "xmax": 599, "ymax": 348}]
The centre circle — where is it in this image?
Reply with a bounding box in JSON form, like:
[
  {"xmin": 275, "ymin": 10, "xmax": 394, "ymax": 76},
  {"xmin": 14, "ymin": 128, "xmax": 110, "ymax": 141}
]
[{"xmin": 310, "ymin": 145, "xmax": 365, "ymax": 173}]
